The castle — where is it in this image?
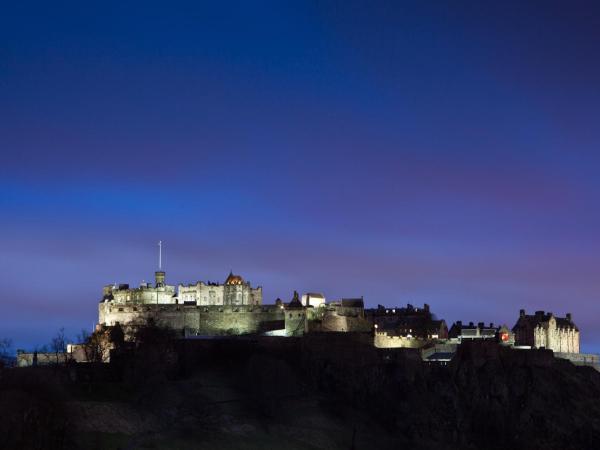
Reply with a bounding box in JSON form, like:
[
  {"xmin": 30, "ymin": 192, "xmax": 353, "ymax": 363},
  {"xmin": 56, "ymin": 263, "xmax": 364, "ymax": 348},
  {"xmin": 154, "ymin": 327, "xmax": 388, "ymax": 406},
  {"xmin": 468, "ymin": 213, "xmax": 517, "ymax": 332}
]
[
  {"xmin": 99, "ymin": 271, "xmax": 280, "ymax": 336},
  {"xmin": 98, "ymin": 270, "xmax": 371, "ymax": 337},
  {"xmin": 97, "ymin": 269, "xmax": 582, "ymax": 357},
  {"xmin": 17, "ymin": 266, "xmax": 597, "ymax": 370}
]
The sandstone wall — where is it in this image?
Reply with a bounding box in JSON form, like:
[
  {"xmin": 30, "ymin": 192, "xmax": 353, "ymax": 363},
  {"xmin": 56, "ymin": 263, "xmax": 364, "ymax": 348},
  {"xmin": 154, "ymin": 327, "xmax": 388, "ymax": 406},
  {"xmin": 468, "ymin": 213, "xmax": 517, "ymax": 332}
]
[
  {"xmin": 99, "ymin": 303, "xmax": 284, "ymax": 336},
  {"xmin": 374, "ymin": 332, "xmax": 430, "ymax": 349}
]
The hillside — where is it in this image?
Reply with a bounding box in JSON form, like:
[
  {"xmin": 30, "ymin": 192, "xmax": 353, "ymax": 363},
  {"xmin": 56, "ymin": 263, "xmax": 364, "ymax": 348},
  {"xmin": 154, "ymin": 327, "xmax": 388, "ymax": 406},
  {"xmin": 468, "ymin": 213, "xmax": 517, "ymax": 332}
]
[{"xmin": 1, "ymin": 335, "xmax": 600, "ymax": 450}]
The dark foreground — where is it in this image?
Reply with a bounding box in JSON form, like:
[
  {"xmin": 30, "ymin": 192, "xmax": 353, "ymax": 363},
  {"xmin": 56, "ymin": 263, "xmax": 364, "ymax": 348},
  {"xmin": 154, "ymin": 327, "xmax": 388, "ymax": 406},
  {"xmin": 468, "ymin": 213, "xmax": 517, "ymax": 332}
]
[{"xmin": 1, "ymin": 333, "xmax": 600, "ymax": 450}]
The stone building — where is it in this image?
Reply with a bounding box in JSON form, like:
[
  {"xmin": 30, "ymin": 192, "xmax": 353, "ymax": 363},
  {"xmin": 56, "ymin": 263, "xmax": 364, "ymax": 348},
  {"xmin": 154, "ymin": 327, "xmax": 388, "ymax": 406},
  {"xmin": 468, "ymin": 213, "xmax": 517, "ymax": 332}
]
[
  {"xmin": 104, "ymin": 271, "xmax": 262, "ymax": 308},
  {"xmin": 311, "ymin": 298, "xmax": 371, "ymax": 333},
  {"xmin": 284, "ymin": 291, "xmax": 306, "ymax": 336},
  {"xmin": 283, "ymin": 294, "xmax": 371, "ymax": 336},
  {"xmin": 370, "ymin": 304, "xmax": 448, "ymax": 349},
  {"xmin": 105, "ymin": 271, "xmax": 176, "ymax": 305},
  {"xmin": 512, "ymin": 309, "xmax": 579, "ymax": 353},
  {"xmin": 178, "ymin": 272, "xmax": 262, "ymax": 306},
  {"xmin": 448, "ymin": 321, "xmax": 515, "ymax": 345},
  {"xmin": 301, "ymin": 292, "xmax": 326, "ymax": 307}
]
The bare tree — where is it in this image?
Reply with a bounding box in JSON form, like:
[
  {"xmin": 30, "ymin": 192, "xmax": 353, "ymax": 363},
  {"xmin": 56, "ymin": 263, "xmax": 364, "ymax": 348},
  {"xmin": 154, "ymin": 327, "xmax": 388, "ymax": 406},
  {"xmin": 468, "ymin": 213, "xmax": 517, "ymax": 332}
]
[
  {"xmin": 0, "ymin": 338, "xmax": 11, "ymax": 356},
  {"xmin": 0, "ymin": 338, "xmax": 12, "ymax": 367},
  {"xmin": 50, "ymin": 327, "xmax": 68, "ymax": 364}
]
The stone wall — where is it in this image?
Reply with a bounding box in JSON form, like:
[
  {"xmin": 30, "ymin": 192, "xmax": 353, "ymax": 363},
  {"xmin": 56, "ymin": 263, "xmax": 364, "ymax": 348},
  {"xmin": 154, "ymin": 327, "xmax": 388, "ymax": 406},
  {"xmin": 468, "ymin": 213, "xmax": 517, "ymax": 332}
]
[
  {"xmin": 99, "ymin": 302, "xmax": 284, "ymax": 336},
  {"xmin": 285, "ymin": 309, "xmax": 306, "ymax": 336},
  {"xmin": 303, "ymin": 305, "xmax": 372, "ymax": 334},
  {"xmin": 374, "ymin": 331, "xmax": 431, "ymax": 349},
  {"xmin": 555, "ymin": 352, "xmax": 600, "ymax": 371},
  {"xmin": 16, "ymin": 351, "xmax": 68, "ymax": 367}
]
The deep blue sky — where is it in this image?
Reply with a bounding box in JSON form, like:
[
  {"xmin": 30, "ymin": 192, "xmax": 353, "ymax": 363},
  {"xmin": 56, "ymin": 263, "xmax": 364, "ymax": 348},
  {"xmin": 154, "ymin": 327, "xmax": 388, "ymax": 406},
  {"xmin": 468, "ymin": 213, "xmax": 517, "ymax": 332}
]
[{"xmin": 2, "ymin": 1, "xmax": 600, "ymax": 352}]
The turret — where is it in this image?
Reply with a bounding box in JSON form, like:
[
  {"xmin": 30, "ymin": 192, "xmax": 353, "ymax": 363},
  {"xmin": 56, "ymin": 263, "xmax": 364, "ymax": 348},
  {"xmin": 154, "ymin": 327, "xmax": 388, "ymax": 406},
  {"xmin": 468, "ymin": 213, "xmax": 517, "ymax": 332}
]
[{"xmin": 155, "ymin": 271, "xmax": 165, "ymax": 287}]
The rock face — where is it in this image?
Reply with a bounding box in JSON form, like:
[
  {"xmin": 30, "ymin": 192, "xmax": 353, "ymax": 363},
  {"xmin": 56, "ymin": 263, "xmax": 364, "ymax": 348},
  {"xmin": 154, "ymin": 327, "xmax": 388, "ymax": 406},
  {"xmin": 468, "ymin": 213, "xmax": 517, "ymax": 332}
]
[
  {"xmin": 299, "ymin": 337, "xmax": 600, "ymax": 449},
  {"xmin": 441, "ymin": 342, "xmax": 600, "ymax": 449}
]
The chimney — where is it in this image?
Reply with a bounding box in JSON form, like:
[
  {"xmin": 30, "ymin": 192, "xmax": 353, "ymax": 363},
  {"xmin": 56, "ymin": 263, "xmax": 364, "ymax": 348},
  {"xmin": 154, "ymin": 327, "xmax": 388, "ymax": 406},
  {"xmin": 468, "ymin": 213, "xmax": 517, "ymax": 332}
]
[
  {"xmin": 478, "ymin": 322, "xmax": 484, "ymax": 329},
  {"xmin": 424, "ymin": 303, "xmax": 430, "ymax": 312},
  {"xmin": 520, "ymin": 309, "xmax": 525, "ymax": 317},
  {"xmin": 535, "ymin": 310, "xmax": 544, "ymax": 318},
  {"xmin": 566, "ymin": 313, "xmax": 572, "ymax": 322},
  {"xmin": 469, "ymin": 321, "xmax": 474, "ymax": 327},
  {"xmin": 490, "ymin": 322, "xmax": 494, "ymax": 328},
  {"xmin": 457, "ymin": 320, "xmax": 462, "ymax": 327}
]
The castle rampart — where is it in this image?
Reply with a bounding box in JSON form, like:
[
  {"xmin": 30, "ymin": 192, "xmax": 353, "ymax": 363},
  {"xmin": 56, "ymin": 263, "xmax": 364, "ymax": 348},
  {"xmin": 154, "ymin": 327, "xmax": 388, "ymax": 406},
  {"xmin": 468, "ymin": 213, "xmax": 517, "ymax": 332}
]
[{"xmin": 99, "ymin": 302, "xmax": 284, "ymax": 336}]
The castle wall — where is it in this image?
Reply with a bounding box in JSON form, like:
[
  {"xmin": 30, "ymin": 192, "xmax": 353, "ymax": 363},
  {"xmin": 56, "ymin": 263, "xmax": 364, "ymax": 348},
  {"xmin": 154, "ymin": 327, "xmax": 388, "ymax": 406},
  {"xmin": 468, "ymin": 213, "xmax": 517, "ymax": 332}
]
[
  {"xmin": 284, "ymin": 306, "xmax": 372, "ymax": 336},
  {"xmin": 16, "ymin": 352, "xmax": 68, "ymax": 367},
  {"xmin": 285, "ymin": 309, "xmax": 306, "ymax": 336},
  {"xmin": 555, "ymin": 352, "xmax": 599, "ymax": 371},
  {"xmin": 99, "ymin": 302, "xmax": 284, "ymax": 336},
  {"xmin": 316, "ymin": 313, "xmax": 372, "ymax": 333},
  {"xmin": 374, "ymin": 332, "xmax": 431, "ymax": 349},
  {"xmin": 251, "ymin": 287, "xmax": 262, "ymax": 305}
]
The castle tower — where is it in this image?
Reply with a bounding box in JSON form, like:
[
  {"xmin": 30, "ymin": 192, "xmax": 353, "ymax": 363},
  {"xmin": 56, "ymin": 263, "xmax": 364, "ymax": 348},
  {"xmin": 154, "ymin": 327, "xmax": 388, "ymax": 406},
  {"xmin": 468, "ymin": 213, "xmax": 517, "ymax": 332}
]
[
  {"xmin": 155, "ymin": 271, "xmax": 165, "ymax": 287},
  {"xmin": 224, "ymin": 271, "xmax": 246, "ymax": 305},
  {"xmin": 285, "ymin": 291, "xmax": 306, "ymax": 336}
]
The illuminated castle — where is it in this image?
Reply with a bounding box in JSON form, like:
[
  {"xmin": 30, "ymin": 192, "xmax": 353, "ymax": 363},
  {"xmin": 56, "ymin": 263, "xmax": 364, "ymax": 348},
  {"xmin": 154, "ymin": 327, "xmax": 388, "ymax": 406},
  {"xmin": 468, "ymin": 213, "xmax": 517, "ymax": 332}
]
[
  {"xmin": 99, "ymin": 269, "xmax": 270, "ymax": 336},
  {"xmin": 102, "ymin": 270, "xmax": 262, "ymax": 307}
]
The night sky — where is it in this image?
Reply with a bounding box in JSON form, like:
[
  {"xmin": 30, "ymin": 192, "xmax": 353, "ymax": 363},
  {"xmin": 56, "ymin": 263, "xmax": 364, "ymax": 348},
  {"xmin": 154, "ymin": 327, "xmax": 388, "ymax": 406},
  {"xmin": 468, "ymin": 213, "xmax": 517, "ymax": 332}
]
[{"xmin": 2, "ymin": 1, "xmax": 600, "ymax": 352}]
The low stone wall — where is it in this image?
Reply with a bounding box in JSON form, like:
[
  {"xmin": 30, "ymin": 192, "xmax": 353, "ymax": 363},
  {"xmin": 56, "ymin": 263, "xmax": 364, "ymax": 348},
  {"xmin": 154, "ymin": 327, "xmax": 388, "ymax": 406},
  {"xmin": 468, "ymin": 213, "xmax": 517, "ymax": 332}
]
[
  {"xmin": 420, "ymin": 342, "xmax": 458, "ymax": 360},
  {"xmin": 16, "ymin": 351, "xmax": 68, "ymax": 367},
  {"xmin": 555, "ymin": 352, "xmax": 600, "ymax": 371},
  {"xmin": 374, "ymin": 332, "xmax": 430, "ymax": 349}
]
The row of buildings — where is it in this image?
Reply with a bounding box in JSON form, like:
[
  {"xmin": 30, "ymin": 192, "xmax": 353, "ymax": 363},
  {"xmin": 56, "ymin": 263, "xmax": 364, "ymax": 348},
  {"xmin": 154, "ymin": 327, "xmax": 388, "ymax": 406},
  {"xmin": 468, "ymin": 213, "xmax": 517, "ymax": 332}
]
[{"xmin": 98, "ymin": 270, "xmax": 582, "ymax": 354}]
